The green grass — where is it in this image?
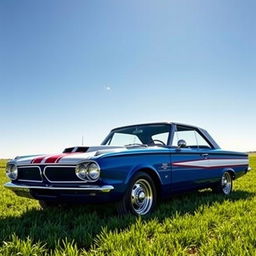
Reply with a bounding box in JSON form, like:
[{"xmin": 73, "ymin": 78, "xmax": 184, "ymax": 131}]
[{"xmin": 0, "ymin": 156, "xmax": 255, "ymax": 255}]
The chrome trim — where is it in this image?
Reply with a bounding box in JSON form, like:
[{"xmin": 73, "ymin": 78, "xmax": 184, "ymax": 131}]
[
  {"xmin": 221, "ymin": 172, "xmax": 232, "ymax": 195},
  {"xmin": 131, "ymin": 178, "xmax": 154, "ymax": 215},
  {"xmin": 6, "ymin": 163, "xmax": 18, "ymax": 181},
  {"xmin": 76, "ymin": 162, "xmax": 101, "ymax": 182},
  {"xmin": 4, "ymin": 182, "xmax": 114, "ymax": 193},
  {"xmin": 87, "ymin": 162, "xmax": 100, "ymax": 181},
  {"xmin": 18, "ymin": 166, "xmax": 43, "ymax": 183},
  {"xmin": 18, "ymin": 179, "xmax": 43, "ymax": 183},
  {"xmin": 43, "ymin": 166, "xmax": 88, "ymax": 183},
  {"xmin": 77, "ymin": 161, "xmax": 101, "ymax": 182},
  {"xmin": 43, "ymin": 161, "xmax": 101, "ymax": 183}
]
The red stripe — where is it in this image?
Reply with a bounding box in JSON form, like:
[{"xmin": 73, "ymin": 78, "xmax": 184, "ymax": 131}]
[
  {"xmin": 31, "ymin": 156, "xmax": 47, "ymax": 164},
  {"xmin": 44, "ymin": 154, "xmax": 68, "ymax": 163},
  {"xmin": 55, "ymin": 153, "xmax": 71, "ymax": 163},
  {"xmin": 31, "ymin": 152, "xmax": 80, "ymax": 164}
]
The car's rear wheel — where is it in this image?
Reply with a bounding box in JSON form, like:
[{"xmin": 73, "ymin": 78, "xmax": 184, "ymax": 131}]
[
  {"xmin": 212, "ymin": 171, "xmax": 233, "ymax": 195},
  {"xmin": 116, "ymin": 172, "xmax": 157, "ymax": 216}
]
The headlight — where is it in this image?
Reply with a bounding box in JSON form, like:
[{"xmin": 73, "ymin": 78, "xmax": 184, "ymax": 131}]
[
  {"xmin": 87, "ymin": 163, "xmax": 100, "ymax": 180},
  {"xmin": 75, "ymin": 162, "xmax": 101, "ymax": 181},
  {"xmin": 75, "ymin": 163, "xmax": 89, "ymax": 180},
  {"xmin": 6, "ymin": 164, "xmax": 18, "ymax": 180}
]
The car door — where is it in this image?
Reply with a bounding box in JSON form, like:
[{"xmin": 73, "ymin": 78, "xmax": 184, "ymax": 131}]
[{"xmin": 170, "ymin": 125, "xmax": 214, "ymax": 192}]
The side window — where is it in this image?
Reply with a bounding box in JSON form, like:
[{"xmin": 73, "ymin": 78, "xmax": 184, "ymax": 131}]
[
  {"xmin": 196, "ymin": 132, "xmax": 211, "ymax": 148},
  {"xmin": 172, "ymin": 130, "xmax": 197, "ymax": 147},
  {"xmin": 172, "ymin": 126, "xmax": 212, "ymax": 149}
]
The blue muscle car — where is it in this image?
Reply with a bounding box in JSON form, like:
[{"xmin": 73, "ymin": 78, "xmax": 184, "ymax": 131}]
[{"xmin": 5, "ymin": 122, "xmax": 250, "ymax": 216}]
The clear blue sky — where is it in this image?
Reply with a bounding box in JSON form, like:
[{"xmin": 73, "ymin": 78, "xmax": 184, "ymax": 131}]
[{"xmin": 0, "ymin": 0, "xmax": 255, "ymax": 158}]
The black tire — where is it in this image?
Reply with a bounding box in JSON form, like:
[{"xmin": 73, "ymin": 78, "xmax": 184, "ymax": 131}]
[
  {"xmin": 116, "ymin": 171, "xmax": 157, "ymax": 216},
  {"xmin": 212, "ymin": 171, "xmax": 233, "ymax": 195}
]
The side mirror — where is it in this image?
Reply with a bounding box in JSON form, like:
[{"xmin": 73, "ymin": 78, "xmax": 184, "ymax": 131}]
[{"xmin": 177, "ymin": 139, "xmax": 187, "ymax": 148}]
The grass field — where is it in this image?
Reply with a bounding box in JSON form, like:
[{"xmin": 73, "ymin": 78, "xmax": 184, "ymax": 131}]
[{"xmin": 0, "ymin": 155, "xmax": 255, "ymax": 255}]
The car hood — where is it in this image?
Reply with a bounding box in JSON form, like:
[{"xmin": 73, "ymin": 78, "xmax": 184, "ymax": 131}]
[{"xmin": 13, "ymin": 146, "xmax": 126, "ymax": 166}]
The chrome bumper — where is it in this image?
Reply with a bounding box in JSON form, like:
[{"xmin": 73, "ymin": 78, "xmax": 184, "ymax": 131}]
[{"xmin": 4, "ymin": 182, "xmax": 114, "ymax": 193}]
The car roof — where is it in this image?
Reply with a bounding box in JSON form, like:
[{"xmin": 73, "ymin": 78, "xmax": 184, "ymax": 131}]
[
  {"xmin": 110, "ymin": 122, "xmax": 221, "ymax": 149},
  {"xmin": 111, "ymin": 122, "xmax": 203, "ymax": 131}
]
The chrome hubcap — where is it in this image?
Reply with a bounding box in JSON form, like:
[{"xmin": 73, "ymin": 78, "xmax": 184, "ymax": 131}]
[
  {"xmin": 131, "ymin": 179, "xmax": 153, "ymax": 215},
  {"xmin": 221, "ymin": 172, "xmax": 232, "ymax": 195}
]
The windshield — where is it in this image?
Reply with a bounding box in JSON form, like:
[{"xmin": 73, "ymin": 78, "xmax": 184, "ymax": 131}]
[{"xmin": 102, "ymin": 124, "xmax": 171, "ymax": 147}]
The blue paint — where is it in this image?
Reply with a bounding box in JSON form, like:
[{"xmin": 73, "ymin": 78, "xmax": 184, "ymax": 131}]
[{"xmin": 8, "ymin": 123, "xmax": 249, "ymax": 204}]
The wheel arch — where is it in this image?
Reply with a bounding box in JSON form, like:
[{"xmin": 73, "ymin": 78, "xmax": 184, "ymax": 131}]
[
  {"xmin": 125, "ymin": 166, "xmax": 162, "ymax": 196},
  {"xmin": 223, "ymin": 168, "xmax": 236, "ymax": 180}
]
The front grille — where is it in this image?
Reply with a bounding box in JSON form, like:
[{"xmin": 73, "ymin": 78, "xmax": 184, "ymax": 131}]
[
  {"xmin": 18, "ymin": 167, "xmax": 42, "ymax": 182},
  {"xmin": 44, "ymin": 166, "xmax": 83, "ymax": 182}
]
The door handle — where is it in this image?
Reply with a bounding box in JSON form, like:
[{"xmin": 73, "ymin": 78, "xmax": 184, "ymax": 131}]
[{"xmin": 201, "ymin": 153, "xmax": 208, "ymax": 159}]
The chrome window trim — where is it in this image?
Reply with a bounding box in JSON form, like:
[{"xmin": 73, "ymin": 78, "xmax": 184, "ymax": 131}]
[
  {"xmin": 172, "ymin": 124, "xmax": 215, "ymax": 149},
  {"xmin": 43, "ymin": 165, "xmax": 89, "ymax": 183},
  {"xmin": 17, "ymin": 166, "xmax": 43, "ymax": 183}
]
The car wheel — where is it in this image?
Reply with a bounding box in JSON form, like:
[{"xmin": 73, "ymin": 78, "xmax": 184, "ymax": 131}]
[
  {"xmin": 116, "ymin": 172, "xmax": 157, "ymax": 216},
  {"xmin": 212, "ymin": 171, "xmax": 233, "ymax": 195}
]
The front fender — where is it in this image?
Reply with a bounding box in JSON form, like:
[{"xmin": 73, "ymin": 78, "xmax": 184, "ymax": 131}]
[
  {"xmin": 97, "ymin": 153, "xmax": 171, "ymax": 195},
  {"xmin": 124, "ymin": 164, "xmax": 163, "ymax": 185}
]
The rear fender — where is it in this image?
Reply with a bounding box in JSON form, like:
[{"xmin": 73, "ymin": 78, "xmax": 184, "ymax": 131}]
[{"xmin": 221, "ymin": 168, "xmax": 236, "ymax": 180}]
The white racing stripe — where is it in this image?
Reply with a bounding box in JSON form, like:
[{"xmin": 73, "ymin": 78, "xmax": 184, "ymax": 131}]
[
  {"xmin": 173, "ymin": 158, "xmax": 248, "ymax": 168},
  {"xmin": 57, "ymin": 152, "xmax": 96, "ymax": 164}
]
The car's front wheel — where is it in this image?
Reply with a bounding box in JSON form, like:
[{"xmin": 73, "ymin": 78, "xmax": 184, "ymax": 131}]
[
  {"xmin": 212, "ymin": 171, "xmax": 233, "ymax": 195},
  {"xmin": 116, "ymin": 171, "xmax": 157, "ymax": 216}
]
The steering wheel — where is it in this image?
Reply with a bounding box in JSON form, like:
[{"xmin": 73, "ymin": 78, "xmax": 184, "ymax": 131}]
[{"xmin": 152, "ymin": 139, "xmax": 166, "ymax": 146}]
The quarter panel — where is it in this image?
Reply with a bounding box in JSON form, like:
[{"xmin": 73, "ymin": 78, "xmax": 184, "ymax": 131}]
[
  {"xmin": 207, "ymin": 149, "xmax": 249, "ymax": 181},
  {"xmin": 170, "ymin": 148, "xmax": 249, "ymax": 192}
]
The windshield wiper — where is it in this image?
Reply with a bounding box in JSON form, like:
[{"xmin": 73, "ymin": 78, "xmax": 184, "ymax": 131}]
[{"xmin": 125, "ymin": 143, "xmax": 148, "ymax": 148}]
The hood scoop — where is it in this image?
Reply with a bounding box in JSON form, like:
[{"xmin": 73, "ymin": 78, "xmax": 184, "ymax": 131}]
[
  {"xmin": 63, "ymin": 145, "xmax": 125, "ymax": 154},
  {"xmin": 63, "ymin": 147, "xmax": 89, "ymax": 153}
]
